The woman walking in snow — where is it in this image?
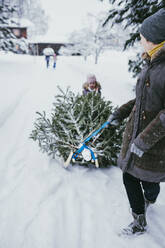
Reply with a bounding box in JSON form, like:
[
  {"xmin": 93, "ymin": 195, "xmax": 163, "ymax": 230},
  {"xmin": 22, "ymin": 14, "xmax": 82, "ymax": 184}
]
[
  {"xmin": 43, "ymin": 46, "xmax": 55, "ymax": 68},
  {"xmin": 108, "ymin": 8, "xmax": 165, "ymax": 235}
]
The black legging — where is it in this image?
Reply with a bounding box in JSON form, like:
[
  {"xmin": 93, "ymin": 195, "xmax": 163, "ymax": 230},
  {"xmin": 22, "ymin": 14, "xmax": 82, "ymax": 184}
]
[{"xmin": 123, "ymin": 172, "xmax": 160, "ymax": 215}]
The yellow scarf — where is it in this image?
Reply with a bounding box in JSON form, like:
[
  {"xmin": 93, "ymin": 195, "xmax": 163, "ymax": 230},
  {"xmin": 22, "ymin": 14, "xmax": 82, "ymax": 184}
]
[{"xmin": 148, "ymin": 41, "xmax": 165, "ymax": 57}]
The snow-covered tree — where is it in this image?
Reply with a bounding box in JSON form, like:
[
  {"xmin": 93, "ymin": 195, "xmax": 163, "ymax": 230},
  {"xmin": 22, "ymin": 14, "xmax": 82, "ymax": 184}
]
[
  {"xmin": 59, "ymin": 44, "xmax": 81, "ymax": 56},
  {"xmin": 2, "ymin": 0, "xmax": 48, "ymax": 38},
  {"xmin": 59, "ymin": 29, "xmax": 93, "ymax": 60},
  {"xmin": 0, "ymin": 3, "xmax": 18, "ymax": 52},
  {"xmin": 0, "ymin": 2, "xmax": 29, "ymax": 53},
  {"xmin": 85, "ymin": 13, "xmax": 121, "ymax": 64},
  {"xmin": 100, "ymin": 0, "xmax": 165, "ymax": 76},
  {"xmin": 30, "ymin": 87, "xmax": 125, "ymax": 168},
  {"xmin": 59, "ymin": 11, "xmax": 128, "ymax": 64},
  {"xmin": 21, "ymin": 0, "xmax": 48, "ymax": 38},
  {"xmin": 16, "ymin": 36, "xmax": 29, "ymax": 53}
]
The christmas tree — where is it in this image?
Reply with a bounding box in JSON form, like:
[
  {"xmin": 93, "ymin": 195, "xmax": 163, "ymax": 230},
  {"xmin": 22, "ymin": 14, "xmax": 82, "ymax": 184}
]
[{"xmin": 30, "ymin": 87, "xmax": 125, "ymax": 168}]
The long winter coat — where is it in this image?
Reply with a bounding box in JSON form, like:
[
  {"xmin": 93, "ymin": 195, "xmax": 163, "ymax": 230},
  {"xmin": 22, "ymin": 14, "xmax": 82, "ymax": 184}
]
[{"xmin": 115, "ymin": 45, "xmax": 165, "ymax": 182}]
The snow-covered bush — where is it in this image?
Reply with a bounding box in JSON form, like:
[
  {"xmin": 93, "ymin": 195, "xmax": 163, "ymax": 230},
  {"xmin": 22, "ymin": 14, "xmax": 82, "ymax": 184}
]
[
  {"xmin": 30, "ymin": 87, "xmax": 125, "ymax": 168},
  {"xmin": 15, "ymin": 37, "xmax": 29, "ymax": 54}
]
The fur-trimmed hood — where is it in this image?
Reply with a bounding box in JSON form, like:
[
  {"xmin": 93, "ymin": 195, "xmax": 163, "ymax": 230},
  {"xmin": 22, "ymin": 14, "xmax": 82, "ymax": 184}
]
[{"xmin": 82, "ymin": 81, "xmax": 101, "ymax": 90}]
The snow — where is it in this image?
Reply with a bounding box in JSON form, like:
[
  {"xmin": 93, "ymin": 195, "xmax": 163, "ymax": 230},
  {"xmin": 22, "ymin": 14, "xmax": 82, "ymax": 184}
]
[
  {"xmin": 0, "ymin": 51, "xmax": 165, "ymax": 247},
  {"xmin": 8, "ymin": 17, "xmax": 33, "ymax": 28}
]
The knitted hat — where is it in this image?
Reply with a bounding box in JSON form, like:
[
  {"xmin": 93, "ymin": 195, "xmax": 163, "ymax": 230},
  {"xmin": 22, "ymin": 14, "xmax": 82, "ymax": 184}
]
[
  {"xmin": 87, "ymin": 74, "xmax": 96, "ymax": 83},
  {"xmin": 140, "ymin": 8, "xmax": 165, "ymax": 44}
]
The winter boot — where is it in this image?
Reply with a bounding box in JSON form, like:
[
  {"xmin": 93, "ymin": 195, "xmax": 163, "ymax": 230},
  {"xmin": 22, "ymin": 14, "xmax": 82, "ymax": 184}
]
[{"xmin": 122, "ymin": 212, "xmax": 147, "ymax": 235}]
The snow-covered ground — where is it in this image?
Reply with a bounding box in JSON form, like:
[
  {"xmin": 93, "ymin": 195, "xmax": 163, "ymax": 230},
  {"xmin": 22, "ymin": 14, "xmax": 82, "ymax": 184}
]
[{"xmin": 0, "ymin": 52, "xmax": 165, "ymax": 248}]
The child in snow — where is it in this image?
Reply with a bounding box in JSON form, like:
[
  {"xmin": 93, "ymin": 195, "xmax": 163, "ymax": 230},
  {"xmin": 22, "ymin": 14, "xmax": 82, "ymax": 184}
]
[
  {"xmin": 82, "ymin": 74, "xmax": 101, "ymax": 96},
  {"xmin": 53, "ymin": 53, "xmax": 57, "ymax": 69},
  {"xmin": 108, "ymin": 8, "xmax": 165, "ymax": 235}
]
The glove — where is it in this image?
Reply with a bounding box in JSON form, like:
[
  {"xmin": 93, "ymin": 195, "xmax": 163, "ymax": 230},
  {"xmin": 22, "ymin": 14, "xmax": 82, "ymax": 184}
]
[
  {"xmin": 107, "ymin": 114, "xmax": 119, "ymax": 126},
  {"xmin": 131, "ymin": 143, "xmax": 144, "ymax": 158}
]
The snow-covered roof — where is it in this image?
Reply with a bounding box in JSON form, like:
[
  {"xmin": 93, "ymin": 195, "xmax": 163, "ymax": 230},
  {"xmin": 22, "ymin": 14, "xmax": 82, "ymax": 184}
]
[
  {"xmin": 19, "ymin": 18, "xmax": 33, "ymax": 27},
  {"xmin": 8, "ymin": 18, "xmax": 33, "ymax": 28}
]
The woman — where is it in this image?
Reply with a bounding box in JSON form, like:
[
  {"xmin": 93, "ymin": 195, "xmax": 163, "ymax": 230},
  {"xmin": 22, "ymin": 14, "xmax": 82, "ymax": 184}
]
[{"xmin": 108, "ymin": 8, "xmax": 165, "ymax": 235}]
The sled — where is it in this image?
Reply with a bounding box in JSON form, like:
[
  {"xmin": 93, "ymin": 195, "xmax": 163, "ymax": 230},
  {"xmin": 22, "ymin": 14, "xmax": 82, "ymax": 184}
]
[{"xmin": 64, "ymin": 121, "xmax": 110, "ymax": 168}]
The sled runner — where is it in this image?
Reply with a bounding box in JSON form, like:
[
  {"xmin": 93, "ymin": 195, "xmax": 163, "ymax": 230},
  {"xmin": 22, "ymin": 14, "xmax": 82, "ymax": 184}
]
[{"xmin": 64, "ymin": 121, "xmax": 110, "ymax": 168}]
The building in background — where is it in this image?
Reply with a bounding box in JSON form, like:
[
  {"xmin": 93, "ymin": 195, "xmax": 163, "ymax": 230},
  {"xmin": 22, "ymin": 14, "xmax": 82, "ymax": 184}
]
[
  {"xmin": 9, "ymin": 26, "xmax": 27, "ymax": 39},
  {"xmin": 28, "ymin": 42, "xmax": 65, "ymax": 56}
]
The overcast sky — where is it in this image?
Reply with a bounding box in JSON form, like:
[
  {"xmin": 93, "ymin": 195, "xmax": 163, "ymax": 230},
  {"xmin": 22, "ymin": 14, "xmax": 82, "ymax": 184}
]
[{"xmin": 40, "ymin": 0, "xmax": 110, "ymax": 41}]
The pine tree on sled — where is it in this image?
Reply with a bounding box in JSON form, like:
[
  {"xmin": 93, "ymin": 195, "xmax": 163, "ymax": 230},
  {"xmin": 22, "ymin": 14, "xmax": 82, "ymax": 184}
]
[{"xmin": 30, "ymin": 87, "xmax": 125, "ymax": 168}]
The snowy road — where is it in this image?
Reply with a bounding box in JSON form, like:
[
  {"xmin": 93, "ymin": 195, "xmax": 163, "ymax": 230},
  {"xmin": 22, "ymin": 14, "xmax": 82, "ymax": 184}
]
[{"xmin": 0, "ymin": 53, "xmax": 165, "ymax": 248}]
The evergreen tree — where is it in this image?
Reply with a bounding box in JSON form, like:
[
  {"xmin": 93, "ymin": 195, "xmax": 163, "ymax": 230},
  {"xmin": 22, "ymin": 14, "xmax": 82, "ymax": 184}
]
[
  {"xmin": 1, "ymin": 0, "xmax": 48, "ymax": 38},
  {"xmin": 0, "ymin": 3, "xmax": 17, "ymax": 52},
  {"xmin": 0, "ymin": 3, "xmax": 29, "ymax": 53},
  {"xmin": 100, "ymin": 0, "xmax": 165, "ymax": 76},
  {"xmin": 30, "ymin": 87, "xmax": 125, "ymax": 168}
]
